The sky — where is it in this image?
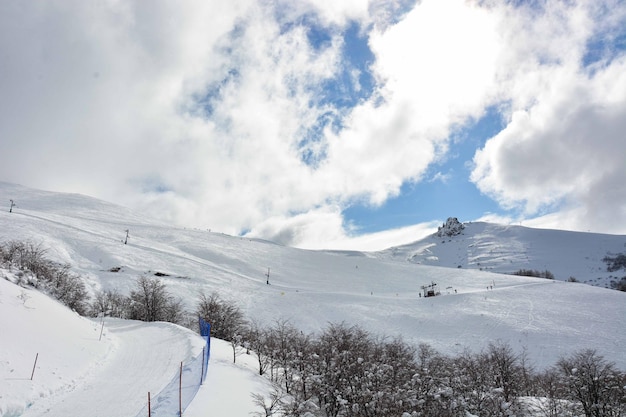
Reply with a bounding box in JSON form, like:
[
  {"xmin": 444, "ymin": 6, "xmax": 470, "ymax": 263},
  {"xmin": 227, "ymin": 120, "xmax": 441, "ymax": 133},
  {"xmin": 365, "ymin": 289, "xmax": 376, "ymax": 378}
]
[{"xmin": 1, "ymin": 0, "xmax": 625, "ymax": 251}]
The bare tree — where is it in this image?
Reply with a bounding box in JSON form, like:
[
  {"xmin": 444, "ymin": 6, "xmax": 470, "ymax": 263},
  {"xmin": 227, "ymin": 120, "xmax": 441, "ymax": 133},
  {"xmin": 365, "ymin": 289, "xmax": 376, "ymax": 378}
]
[
  {"xmin": 196, "ymin": 292, "xmax": 246, "ymax": 362},
  {"xmin": 451, "ymin": 350, "xmax": 495, "ymax": 417},
  {"xmin": 268, "ymin": 319, "xmax": 300, "ymax": 394},
  {"xmin": 413, "ymin": 343, "xmax": 459, "ymax": 416},
  {"xmin": 129, "ymin": 275, "xmax": 176, "ymax": 322},
  {"xmin": 251, "ymin": 387, "xmax": 285, "ymax": 417},
  {"xmin": 531, "ymin": 368, "xmax": 571, "ymax": 417},
  {"xmin": 90, "ymin": 289, "xmax": 131, "ymax": 318},
  {"xmin": 556, "ymin": 349, "xmax": 626, "ymax": 417},
  {"xmin": 487, "ymin": 341, "xmax": 523, "ymax": 404},
  {"xmin": 245, "ymin": 320, "xmax": 273, "ymax": 376}
]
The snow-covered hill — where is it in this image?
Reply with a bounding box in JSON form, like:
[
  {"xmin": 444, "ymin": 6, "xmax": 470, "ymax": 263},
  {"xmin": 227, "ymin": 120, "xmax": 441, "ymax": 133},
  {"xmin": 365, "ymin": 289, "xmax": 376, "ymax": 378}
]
[
  {"xmin": 1, "ymin": 182, "xmax": 625, "ymax": 416},
  {"xmin": 0, "ymin": 275, "xmax": 271, "ymax": 417},
  {"xmin": 376, "ymin": 218, "xmax": 626, "ymax": 288}
]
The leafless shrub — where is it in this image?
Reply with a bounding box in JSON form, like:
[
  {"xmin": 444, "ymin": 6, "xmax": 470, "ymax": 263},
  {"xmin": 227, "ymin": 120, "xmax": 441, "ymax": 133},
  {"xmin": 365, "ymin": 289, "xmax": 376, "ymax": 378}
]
[
  {"xmin": 556, "ymin": 349, "xmax": 626, "ymax": 417},
  {"xmin": 129, "ymin": 275, "xmax": 183, "ymax": 323},
  {"xmin": 196, "ymin": 292, "xmax": 246, "ymax": 362}
]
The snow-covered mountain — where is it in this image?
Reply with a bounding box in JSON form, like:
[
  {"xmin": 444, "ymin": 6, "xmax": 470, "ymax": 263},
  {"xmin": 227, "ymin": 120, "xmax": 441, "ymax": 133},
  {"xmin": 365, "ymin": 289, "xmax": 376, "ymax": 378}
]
[
  {"xmin": 376, "ymin": 217, "xmax": 626, "ymax": 289},
  {"xmin": 1, "ymin": 182, "xmax": 625, "ymax": 416}
]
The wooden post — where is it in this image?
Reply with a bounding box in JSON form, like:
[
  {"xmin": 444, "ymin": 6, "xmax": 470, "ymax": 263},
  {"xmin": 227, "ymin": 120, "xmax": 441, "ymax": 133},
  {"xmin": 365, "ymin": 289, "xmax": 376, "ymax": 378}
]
[
  {"xmin": 148, "ymin": 392, "xmax": 151, "ymax": 417},
  {"xmin": 30, "ymin": 353, "xmax": 38, "ymax": 380},
  {"xmin": 99, "ymin": 317, "xmax": 105, "ymax": 341},
  {"xmin": 179, "ymin": 361, "xmax": 183, "ymax": 416}
]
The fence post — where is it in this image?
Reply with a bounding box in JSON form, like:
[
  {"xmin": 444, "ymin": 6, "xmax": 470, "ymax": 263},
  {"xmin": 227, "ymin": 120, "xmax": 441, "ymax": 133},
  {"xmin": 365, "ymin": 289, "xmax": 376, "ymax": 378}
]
[
  {"xmin": 31, "ymin": 353, "xmax": 39, "ymax": 380},
  {"xmin": 179, "ymin": 361, "xmax": 183, "ymax": 416},
  {"xmin": 99, "ymin": 318, "xmax": 105, "ymax": 341}
]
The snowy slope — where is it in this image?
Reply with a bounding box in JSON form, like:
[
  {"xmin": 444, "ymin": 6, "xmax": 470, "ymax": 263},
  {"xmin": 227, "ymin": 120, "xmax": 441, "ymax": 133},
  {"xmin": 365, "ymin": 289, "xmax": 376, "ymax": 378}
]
[
  {"xmin": 0, "ymin": 275, "xmax": 269, "ymax": 417},
  {"xmin": 0, "ymin": 276, "xmax": 110, "ymax": 417},
  {"xmin": 376, "ymin": 221, "xmax": 626, "ymax": 288},
  {"xmin": 1, "ymin": 182, "xmax": 625, "ymax": 415}
]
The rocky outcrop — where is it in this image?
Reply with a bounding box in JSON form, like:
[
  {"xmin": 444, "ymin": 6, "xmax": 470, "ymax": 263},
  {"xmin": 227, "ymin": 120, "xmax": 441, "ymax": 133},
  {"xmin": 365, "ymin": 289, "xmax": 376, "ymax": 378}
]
[{"xmin": 435, "ymin": 217, "xmax": 465, "ymax": 237}]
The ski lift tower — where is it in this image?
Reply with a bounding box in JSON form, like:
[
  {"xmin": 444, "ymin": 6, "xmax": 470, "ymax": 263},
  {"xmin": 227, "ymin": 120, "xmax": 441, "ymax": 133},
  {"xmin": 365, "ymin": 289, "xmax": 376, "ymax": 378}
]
[{"xmin": 421, "ymin": 281, "xmax": 439, "ymax": 298}]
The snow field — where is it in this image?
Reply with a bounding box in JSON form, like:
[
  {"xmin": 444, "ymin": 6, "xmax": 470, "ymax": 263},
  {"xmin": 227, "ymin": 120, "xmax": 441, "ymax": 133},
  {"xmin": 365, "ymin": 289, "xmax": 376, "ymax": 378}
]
[
  {"xmin": 0, "ymin": 277, "xmax": 211, "ymax": 417},
  {"xmin": 2, "ymin": 196, "xmax": 625, "ymax": 371},
  {"xmin": 1, "ymin": 182, "xmax": 625, "ymax": 416}
]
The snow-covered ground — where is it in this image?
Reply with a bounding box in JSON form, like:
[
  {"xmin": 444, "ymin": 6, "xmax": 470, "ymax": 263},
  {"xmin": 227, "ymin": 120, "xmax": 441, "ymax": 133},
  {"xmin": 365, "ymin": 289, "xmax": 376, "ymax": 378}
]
[
  {"xmin": 0, "ymin": 276, "xmax": 270, "ymax": 417},
  {"xmin": 1, "ymin": 182, "xmax": 625, "ymax": 416}
]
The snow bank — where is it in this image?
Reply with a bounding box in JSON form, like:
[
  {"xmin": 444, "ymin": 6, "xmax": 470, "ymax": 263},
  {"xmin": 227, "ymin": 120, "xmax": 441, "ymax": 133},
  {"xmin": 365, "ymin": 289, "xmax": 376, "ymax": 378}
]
[{"xmin": 0, "ymin": 275, "xmax": 208, "ymax": 417}]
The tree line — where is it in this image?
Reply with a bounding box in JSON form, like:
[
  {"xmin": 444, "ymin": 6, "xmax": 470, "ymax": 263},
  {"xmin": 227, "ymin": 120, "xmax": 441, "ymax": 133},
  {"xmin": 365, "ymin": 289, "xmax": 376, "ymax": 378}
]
[
  {"xmin": 189, "ymin": 288, "xmax": 626, "ymax": 417},
  {"xmin": 511, "ymin": 269, "xmax": 555, "ymax": 280},
  {"xmin": 236, "ymin": 321, "xmax": 625, "ymax": 417}
]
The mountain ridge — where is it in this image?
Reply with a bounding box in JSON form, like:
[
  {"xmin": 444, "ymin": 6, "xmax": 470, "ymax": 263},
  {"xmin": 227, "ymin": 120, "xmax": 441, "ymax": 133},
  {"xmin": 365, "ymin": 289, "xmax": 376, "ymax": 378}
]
[{"xmin": 375, "ymin": 219, "xmax": 626, "ymax": 289}]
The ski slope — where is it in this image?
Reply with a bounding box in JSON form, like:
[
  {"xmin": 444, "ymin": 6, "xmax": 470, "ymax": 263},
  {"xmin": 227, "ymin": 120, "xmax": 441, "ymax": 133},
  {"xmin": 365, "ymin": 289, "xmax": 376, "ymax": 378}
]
[
  {"xmin": 21, "ymin": 319, "xmax": 206, "ymax": 417},
  {"xmin": 0, "ymin": 276, "xmax": 268, "ymax": 417},
  {"xmin": 1, "ymin": 182, "xmax": 625, "ymax": 415}
]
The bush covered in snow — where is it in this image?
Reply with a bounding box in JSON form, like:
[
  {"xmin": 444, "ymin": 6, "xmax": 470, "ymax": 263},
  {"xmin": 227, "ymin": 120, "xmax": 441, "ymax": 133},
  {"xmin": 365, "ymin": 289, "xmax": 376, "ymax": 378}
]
[{"xmin": 0, "ymin": 240, "xmax": 90, "ymax": 315}]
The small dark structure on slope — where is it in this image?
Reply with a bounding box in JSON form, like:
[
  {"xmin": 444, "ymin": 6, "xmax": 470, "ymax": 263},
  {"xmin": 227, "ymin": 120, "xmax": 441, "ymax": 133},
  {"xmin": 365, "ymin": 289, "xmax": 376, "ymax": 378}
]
[{"xmin": 421, "ymin": 281, "xmax": 440, "ymax": 297}]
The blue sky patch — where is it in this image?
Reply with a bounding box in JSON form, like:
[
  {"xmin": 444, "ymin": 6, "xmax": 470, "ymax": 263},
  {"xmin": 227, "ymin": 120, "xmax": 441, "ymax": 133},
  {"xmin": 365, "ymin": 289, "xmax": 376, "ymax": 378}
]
[
  {"xmin": 583, "ymin": 28, "xmax": 626, "ymax": 69},
  {"xmin": 297, "ymin": 21, "xmax": 376, "ymax": 168},
  {"xmin": 320, "ymin": 22, "xmax": 375, "ymax": 109}
]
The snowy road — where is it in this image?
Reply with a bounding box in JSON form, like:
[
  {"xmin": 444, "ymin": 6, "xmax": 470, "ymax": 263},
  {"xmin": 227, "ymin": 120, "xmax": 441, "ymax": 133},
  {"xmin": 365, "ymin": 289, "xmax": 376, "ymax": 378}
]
[{"xmin": 20, "ymin": 319, "xmax": 205, "ymax": 417}]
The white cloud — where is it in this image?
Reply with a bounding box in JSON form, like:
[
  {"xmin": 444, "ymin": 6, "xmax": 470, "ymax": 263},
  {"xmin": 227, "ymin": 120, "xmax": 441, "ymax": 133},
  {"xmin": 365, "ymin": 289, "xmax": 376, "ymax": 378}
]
[
  {"xmin": 429, "ymin": 172, "xmax": 452, "ymax": 184},
  {"xmin": 245, "ymin": 206, "xmax": 438, "ymax": 251},
  {"xmin": 0, "ymin": 0, "xmax": 345, "ymax": 235},
  {"xmin": 315, "ymin": 0, "xmax": 502, "ymax": 206},
  {"xmin": 244, "ymin": 206, "xmax": 350, "ymax": 247},
  {"xmin": 321, "ymin": 221, "xmax": 438, "ymax": 251},
  {"xmin": 1, "ymin": 0, "xmax": 624, "ymax": 249},
  {"xmin": 0, "ymin": 0, "xmax": 252, "ymax": 206},
  {"xmin": 471, "ymin": 1, "xmax": 626, "ymax": 234}
]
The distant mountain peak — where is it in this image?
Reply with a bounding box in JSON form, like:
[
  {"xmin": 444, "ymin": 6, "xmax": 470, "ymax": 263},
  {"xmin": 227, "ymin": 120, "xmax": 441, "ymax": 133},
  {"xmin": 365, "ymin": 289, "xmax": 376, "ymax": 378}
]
[{"xmin": 435, "ymin": 217, "xmax": 465, "ymax": 237}]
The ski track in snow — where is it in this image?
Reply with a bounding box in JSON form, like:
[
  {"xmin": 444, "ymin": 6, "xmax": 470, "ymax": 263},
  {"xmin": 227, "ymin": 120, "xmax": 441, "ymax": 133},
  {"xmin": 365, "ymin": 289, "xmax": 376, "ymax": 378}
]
[{"xmin": 19, "ymin": 320, "xmax": 204, "ymax": 417}]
